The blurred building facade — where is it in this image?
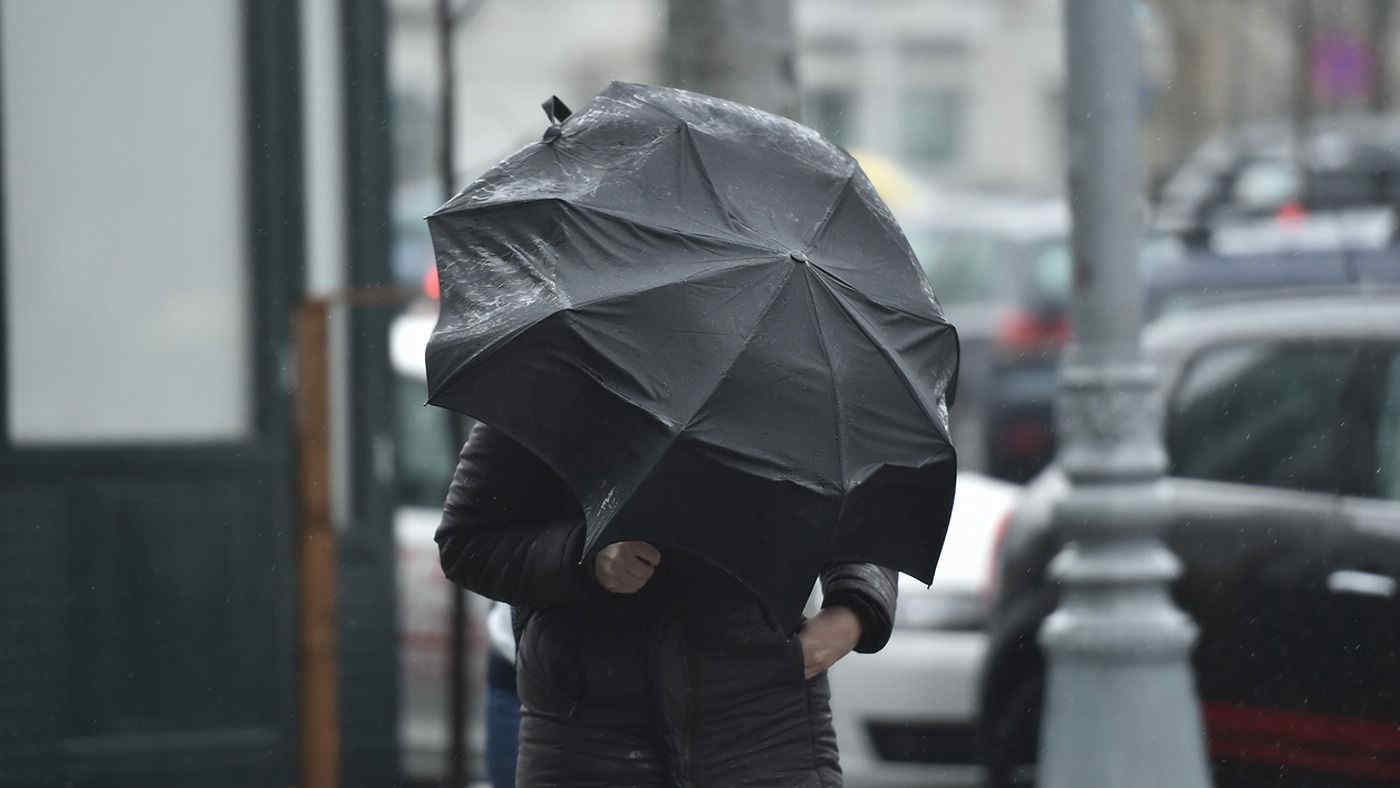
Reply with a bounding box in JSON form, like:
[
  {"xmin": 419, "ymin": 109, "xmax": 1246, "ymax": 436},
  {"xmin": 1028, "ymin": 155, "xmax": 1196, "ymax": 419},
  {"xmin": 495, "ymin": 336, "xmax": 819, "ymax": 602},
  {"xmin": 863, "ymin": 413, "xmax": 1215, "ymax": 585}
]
[
  {"xmin": 2, "ymin": 2, "xmax": 399, "ymax": 786},
  {"xmin": 1147, "ymin": 0, "xmax": 1400, "ymax": 183},
  {"xmin": 387, "ymin": 0, "xmax": 1400, "ymax": 256},
  {"xmin": 386, "ymin": 0, "xmax": 1085, "ymax": 288},
  {"xmin": 798, "ymin": 0, "xmax": 1068, "ymax": 194}
]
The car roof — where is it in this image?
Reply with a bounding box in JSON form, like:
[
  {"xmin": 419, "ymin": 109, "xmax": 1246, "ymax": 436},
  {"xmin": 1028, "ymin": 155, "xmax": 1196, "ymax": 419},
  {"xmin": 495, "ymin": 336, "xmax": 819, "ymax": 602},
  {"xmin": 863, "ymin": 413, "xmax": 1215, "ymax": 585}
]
[
  {"xmin": 1144, "ymin": 289, "xmax": 1400, "ymax": 362},
  {"xmin": 902, "ymin": 193, "xmax": 1069, "ymax": 243}
]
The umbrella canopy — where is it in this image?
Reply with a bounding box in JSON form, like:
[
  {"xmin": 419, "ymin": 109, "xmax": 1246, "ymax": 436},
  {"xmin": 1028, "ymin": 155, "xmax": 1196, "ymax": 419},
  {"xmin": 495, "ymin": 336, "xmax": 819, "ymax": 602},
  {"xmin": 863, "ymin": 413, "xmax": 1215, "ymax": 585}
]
[{"xmin": 426, "ymin": 82, "xmax": 958, "ymax": 626}]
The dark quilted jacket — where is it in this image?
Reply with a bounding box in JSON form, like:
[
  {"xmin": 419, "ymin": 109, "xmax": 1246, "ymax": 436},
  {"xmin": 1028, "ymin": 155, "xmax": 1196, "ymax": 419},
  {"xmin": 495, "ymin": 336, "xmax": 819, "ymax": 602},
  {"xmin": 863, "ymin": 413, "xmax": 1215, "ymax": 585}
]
[{"xmin": 437, "ymin": 422, "xmax": 899, "ymax": 787}]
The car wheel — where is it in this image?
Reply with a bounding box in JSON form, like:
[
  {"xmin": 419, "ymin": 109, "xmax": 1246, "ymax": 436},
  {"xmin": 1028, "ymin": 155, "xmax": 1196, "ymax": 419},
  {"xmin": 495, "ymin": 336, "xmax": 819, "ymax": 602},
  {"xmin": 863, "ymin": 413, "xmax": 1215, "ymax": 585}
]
[{"xmin": 982, "ymin": 673, "xmax": 1042, "ymax": 788}]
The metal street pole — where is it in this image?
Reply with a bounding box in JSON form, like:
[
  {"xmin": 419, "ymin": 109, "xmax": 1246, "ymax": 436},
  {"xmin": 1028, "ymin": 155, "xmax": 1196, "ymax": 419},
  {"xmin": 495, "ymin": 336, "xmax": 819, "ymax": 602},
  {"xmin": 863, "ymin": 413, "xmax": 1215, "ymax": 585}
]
[
  {"xmin": 1037, "ymin": 1, "xmax": 1211, "ymax": 787},
  {"xmin": 435, "ymin": 3, "xmax": 473, "ymax": 786},
  {"xmin": 1292, "ymin": 0, "xmax": 1314, "ymax": 148}
]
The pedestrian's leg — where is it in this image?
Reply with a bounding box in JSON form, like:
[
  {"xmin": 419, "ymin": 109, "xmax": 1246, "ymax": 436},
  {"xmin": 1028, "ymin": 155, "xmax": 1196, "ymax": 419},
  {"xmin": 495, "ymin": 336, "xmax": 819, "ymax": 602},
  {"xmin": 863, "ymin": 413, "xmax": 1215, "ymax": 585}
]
[{"xmin": 484, "ymin": 681, "xmax": 520, "ymax": 788}]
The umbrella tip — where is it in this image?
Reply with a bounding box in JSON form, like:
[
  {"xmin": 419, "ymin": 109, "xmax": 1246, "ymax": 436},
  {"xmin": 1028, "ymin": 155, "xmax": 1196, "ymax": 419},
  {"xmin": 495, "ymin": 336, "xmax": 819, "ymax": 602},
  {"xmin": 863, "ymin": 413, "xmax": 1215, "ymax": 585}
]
[
  {"xmin": 541, "ymin": 95, "xmax": 572, "ymax": 143},
  {"xmin": 788, "ymin": 250, "xmax": 809, "ymax": 264}
]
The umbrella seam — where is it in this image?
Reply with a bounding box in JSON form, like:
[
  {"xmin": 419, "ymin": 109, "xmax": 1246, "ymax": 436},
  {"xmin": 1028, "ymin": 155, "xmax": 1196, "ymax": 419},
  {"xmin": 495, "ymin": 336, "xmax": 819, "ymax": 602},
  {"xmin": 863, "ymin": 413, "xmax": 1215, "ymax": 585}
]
[
  {"xmin": 680, "ymin": 122, "xmax": 854, "ymax": 251},
  {"xmin": 425, "ymin": 254, "xmax": 785, "ymax": 405},
  {"xmin": 677, "ymin": 122, "xmax": 767, "ymax": 240},
  {"xmin": 675, "ymin": 262, "xmax": 798, "ymax": 434},
  {"xmin": 566, "ymin": 255, "xmax": 785, "ymax": 313},
  {"xmin": 564, "ymin": 200, "xmax": 777, "ymax": 258},
  {"xmin": 807, "ymin": 262, "xmax": 949, "ymax": 327},
  {"xmin": 800, "ymin": 174, "xmax": 949, "ymax": 327},
  {"xmin": 801, "ymin": 268, "xmax": 849, "ymax": 493},
  {"xmin": 628, "ymin": 85, "xmax": 854, "ymax": 192},
  {"xmin": 808, "ymin": 272, "xmax": 956, "ymax": 443},
  {"xmin": 580, "ymin": 262, "xmax": 800, "ymax": 555},
  {"xmin": 552, "ymin": 121, "xmax": 755, "ymax": 243},
  {"xmin": 677, "ymin": 123, "xmax": 758, "ymax": 239},
  {"xmin": 801, "ymin": 171, "xmax": 858, "ymax": 253},
  {"xmin": 553, "ymin": 257, "xmax": 799, "ymax": 432},
  {"xmin": 433, "ymin": 196, "xmax": 774, "ymax": 257}
]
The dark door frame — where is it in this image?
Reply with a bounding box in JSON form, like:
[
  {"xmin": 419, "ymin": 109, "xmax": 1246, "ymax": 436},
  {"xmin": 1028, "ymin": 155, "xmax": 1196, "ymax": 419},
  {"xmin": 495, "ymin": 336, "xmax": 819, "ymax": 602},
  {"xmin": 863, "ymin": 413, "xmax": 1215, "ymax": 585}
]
[
  {"xmin": 0, "ymin": 2, "xmax": 304, "ymax": 785},
  {"xmin": 336, "ymin": 1, "xmax": 401, "ymax": 786}
]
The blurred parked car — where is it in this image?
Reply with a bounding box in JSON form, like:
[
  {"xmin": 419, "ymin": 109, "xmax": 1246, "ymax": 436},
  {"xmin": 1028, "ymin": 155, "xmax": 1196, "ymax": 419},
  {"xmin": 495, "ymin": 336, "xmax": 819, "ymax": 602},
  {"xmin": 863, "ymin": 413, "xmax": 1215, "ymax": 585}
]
[
  {"xmin": 829, "ymin": 471, "xmax": 1021, "ymax": 787},
  {"xmin": 982, "ymin": 216, "xmax": 1400, "ymax": 482},
  {"xmin": 979, "ymin": 230, "xmax": 1186, "ymax": 481},
  {"xmin": 1155, "ymin": 116, "xmax": 1400, "ymax": 231},
  {"xmin": 389, "ymin": 305, "xmax": 491, "ymax": 785},
  {"xmin": 905, "ymin": 195, "xmax": 1068, "ymax": 410},
  {"xmin": 979, "ymin": 290, "xmax": 1400, "ymax": 787}
]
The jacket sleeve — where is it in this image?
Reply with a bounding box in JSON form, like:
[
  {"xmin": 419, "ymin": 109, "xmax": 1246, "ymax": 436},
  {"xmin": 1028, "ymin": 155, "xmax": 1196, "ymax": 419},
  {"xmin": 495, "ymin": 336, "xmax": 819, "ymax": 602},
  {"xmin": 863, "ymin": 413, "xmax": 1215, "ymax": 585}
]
[
  {"xmin": 435, "ymin": 422, "xmax": 601, "ymax": 609},
  {"xmin": 820, "ymin": 562, "xmax": 899, "ymax": 653}
]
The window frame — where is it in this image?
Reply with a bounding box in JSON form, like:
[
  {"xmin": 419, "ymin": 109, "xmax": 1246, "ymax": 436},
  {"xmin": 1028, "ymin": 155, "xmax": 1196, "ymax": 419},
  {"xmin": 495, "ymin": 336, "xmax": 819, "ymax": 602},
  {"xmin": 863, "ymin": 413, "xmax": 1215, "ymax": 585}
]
[{"xmin": 0, "ymin": 0, "xmax": 304, "ymax": 473}]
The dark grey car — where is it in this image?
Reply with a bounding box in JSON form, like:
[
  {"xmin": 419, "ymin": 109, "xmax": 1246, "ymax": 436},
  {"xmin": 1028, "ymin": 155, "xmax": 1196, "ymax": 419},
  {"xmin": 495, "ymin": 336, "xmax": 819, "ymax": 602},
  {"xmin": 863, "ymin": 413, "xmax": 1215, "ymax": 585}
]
[
  {"xmin": 983, "ymin": 239, "xmax": 1400, "ymax": 482},
  {"xmin": 979, "ymin": 291, "xmax": 1400, "ymax": 787}
]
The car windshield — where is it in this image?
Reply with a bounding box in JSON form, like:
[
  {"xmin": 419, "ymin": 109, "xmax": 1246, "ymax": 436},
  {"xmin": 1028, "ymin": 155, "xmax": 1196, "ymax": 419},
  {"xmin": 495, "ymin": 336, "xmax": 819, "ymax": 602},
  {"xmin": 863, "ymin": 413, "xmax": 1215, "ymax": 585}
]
[
  {"xmin": 1021, "ymin": 233, "xmax": 1187, "ymax": 301},
  {"xmin": 910, "ymin": 229, "xmax": 1016, "ymax": 305}
]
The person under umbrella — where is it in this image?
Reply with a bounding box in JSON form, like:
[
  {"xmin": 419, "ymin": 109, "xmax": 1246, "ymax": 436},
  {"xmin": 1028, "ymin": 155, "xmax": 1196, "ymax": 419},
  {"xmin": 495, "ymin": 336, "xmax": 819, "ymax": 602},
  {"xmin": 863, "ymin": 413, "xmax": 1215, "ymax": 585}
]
[{"xmin": 432, "ymin": 83, "xmax": 958, "ymax": 787}]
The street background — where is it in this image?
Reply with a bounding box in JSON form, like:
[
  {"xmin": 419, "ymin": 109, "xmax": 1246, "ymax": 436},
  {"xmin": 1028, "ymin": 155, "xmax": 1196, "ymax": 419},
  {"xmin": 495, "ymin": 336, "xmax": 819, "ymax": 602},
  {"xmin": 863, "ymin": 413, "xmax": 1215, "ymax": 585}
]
[{"xmin": 3, "ymin": 1, "xmax": 1399, "ymax": 786}]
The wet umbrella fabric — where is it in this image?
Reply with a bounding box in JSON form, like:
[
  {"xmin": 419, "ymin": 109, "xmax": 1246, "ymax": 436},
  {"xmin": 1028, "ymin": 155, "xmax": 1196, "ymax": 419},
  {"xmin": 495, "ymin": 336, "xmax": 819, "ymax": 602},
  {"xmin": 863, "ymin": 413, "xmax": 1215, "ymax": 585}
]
[{"xmin": 426, "ymin": 82, "xmax": 958, "ymax": 628}]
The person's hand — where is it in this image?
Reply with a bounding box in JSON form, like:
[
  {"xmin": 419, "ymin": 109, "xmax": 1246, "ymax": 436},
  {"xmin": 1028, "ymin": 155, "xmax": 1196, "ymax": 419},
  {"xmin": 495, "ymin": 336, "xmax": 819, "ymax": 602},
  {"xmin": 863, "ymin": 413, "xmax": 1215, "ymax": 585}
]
[
  {"xmin": 798, "ymin": 605, "xmax": 862, "ymax": 679},
  {"xmin": 593, "ymin": 541, "xmax": 661, "ymax": 594}
]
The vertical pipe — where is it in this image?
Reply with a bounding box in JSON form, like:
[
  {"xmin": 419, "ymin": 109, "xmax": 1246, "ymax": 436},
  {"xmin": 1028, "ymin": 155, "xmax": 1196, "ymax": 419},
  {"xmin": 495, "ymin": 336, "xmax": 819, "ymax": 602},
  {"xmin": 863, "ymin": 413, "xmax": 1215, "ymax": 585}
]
[
  {"xmin": 1371, "ymin": 0, "xmax": 1393, "ymax": 112},
  {"xmin": 435, "ymin": 3, "xmax": 470, "ymax": 787},
  {"xmin": 1037, "ymin": 1, "xmax": 1211, "ymax": 786},
  {"xmin": 437, "ymin": 0, "xmax": 457, "ymax": 203},
  {"xmin": 297, "ymin": 300, "xmax": 340, "ymax": 788},
  {"xmin": 1293, "ymin": 0, "xmax": 1314, "ymax": 148}
]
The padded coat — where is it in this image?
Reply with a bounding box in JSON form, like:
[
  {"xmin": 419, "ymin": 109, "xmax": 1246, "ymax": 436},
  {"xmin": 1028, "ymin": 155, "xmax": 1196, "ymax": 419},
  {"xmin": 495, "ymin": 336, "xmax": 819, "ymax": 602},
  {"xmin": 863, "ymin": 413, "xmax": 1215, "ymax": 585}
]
[{"xmin": 437, "ymin": 423, "xmax": 900, "ymax": 787}]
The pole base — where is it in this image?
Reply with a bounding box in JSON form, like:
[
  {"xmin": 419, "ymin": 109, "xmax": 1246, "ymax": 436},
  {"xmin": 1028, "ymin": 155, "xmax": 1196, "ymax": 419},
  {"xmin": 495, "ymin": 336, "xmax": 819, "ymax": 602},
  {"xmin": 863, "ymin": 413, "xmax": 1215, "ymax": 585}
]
[{"xmin": 1039, "ymin": 653, "xmax": 1212, "ymax": 788}]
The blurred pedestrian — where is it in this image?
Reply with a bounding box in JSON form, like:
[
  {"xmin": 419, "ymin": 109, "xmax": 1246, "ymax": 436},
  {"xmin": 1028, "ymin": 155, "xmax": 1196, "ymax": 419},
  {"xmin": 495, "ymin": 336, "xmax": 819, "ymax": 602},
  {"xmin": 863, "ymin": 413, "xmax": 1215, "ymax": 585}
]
[
  {"xmin": 483, "ymin": 601, "xmax": 520, "ymax": 787},
  {"xmin": 436, "ymin": 422, "xmax": 899, "ymax": 787}
]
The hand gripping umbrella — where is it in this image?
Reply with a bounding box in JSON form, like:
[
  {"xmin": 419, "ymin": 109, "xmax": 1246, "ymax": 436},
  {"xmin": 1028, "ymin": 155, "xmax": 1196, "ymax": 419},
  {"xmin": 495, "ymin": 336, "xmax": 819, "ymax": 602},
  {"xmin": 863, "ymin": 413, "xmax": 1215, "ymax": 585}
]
[{"xmin": 427, "ymin": 82, "xmax": 958, "ymax": 628}]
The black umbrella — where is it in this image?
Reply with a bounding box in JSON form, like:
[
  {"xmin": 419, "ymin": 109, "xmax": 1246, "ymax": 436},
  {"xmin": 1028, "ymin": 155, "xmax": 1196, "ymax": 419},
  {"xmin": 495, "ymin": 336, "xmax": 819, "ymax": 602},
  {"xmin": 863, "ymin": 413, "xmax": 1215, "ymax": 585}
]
[{"xmin": 426, "ymin": 82, "xmax": 958, "ymax": 627}]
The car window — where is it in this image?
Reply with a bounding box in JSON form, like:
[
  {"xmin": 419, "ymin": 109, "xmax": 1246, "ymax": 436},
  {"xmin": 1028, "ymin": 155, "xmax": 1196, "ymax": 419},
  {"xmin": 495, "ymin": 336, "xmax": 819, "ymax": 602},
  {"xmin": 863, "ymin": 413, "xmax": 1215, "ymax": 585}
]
[
  {"xmin": 911, "ymin": 231, "xmax": 1011, "ymax": 305},
  {"xmin": 1025, "ymin": 234, "xmax": 1184, "ymax": 304},
  {"xmin": 1378, "ymin": 355, "xmax": 1400, "ymax": 502},
  {"xmin": 1026, "ymin": 240, "xmax": 1071, "ymax": 299},
  {"xmin": 1167, "ymin": 342, "xmax": 1364, "ymax": 495}
]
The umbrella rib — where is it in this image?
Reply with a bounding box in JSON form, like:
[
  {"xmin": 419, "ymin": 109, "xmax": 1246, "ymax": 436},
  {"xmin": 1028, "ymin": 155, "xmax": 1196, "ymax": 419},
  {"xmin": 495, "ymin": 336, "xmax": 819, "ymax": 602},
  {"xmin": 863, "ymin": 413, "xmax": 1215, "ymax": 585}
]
[
  {"xmin": 566, "ymin": 254, "xmax": 784, "ymax": 313},
  {"xmin": 800, "ymin": 171, "xmax": 857, "ymax": 253},
  {"xmin": 808, "ymin": 263, "xmax": 949, "ymax": 327},
  {"xmin": 802, "ymin": 269, "xmax": 849, "ymax": 491},
  {"xmin": 551, "ymin": 121, "xmax": 753, "ymax": 242},
  {"xmin": 799, "ymin": 175, "xmax": 947, "ymax": 326},
  {"xmin": 426, "ymin": 254, "xmax": 784, "ymax": 407},
  {"xmin": 677, "ymin": 262, "xmax": 798, "ymax": 432},
  {"xmin": 809, "ymin": 272, "xmax": 955, "ymax": 439},
  {"xmin": 564, "ymin": 201, "xmax": 775, "ymax": 257},
  {"xmin": 677, "ymin": 124, "xmax": 762, "ymax": 239},
  {"xmin": 437, "ymin": 197, "xmax": 769, "ymax": 254},
  {"xmin": 559, "ymin": 258, "xmax": 794, "ymax": 432},
  {"xmin": 582, "ymin": 262, "xmax": 800, "ymax": 553},
  {"xmin": 425, "ymin": 317, "xmax": 547, "ymax": 405}
]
